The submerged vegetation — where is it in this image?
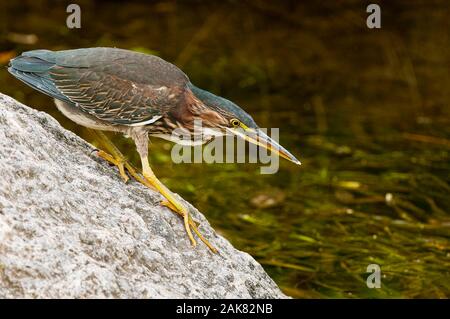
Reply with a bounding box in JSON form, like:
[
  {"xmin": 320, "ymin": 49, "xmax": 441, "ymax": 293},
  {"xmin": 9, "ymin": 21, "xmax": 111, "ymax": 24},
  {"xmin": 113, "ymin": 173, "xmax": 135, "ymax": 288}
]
[{"xmin": 0, "ymin": 0, "xmax": 449, "ymax": 298}]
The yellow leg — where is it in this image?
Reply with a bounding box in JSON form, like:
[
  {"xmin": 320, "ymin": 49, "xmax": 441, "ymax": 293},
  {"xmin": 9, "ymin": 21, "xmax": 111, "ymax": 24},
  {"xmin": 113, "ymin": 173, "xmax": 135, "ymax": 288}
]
[
  {"xmin": 96, "ymin": 149, "xmax": 129, "ymax": 183},
  {"xmin": 142, "ymin": 161, "xmax": 217, "ymax": 252},
  {"xmin": 88, "ymin": 129, "xmax": 217, "ymax": 253},
  {"xmin": 88, "ymin": 129, "xmax": 156, "ymax": 190},
  {"xmin": 141, "ymin": 157, "xmax": 197, "ymax": 247}
]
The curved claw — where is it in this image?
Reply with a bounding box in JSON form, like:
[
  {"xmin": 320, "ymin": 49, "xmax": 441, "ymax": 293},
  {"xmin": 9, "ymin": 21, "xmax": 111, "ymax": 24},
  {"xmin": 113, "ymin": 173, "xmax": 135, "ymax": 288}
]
[{"xmin": 90, "ymin": 148, "xmax": 100, "ymax": 156}]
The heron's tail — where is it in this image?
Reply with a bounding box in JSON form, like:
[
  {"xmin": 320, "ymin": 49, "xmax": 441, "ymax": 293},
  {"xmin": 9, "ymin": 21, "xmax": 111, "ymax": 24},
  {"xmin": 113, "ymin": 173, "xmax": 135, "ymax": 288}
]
[{"xmin": 8, "ymin": 50, "xmax": 69, "ymax": 102}]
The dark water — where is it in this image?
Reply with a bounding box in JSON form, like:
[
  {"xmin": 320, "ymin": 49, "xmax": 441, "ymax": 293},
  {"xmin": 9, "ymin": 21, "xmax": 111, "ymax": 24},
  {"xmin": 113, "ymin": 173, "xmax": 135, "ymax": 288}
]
[{"xmin": 1, "ymin": 0, "xmax": 449, "ymax": 298}]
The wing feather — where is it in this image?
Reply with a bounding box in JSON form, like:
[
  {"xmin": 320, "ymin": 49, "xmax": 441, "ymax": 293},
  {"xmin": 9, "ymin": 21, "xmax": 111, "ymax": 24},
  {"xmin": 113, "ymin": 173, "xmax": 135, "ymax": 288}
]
[{"xmin": 12, "ymin": 48, "xmax": 190, "ymax": 125}]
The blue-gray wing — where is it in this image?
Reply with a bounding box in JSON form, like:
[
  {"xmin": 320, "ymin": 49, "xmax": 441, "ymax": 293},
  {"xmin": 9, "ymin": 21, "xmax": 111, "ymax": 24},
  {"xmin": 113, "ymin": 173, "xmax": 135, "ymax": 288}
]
[{"xmin": 9, "ymin": 48, "xmax": 189, "ymax": 125}]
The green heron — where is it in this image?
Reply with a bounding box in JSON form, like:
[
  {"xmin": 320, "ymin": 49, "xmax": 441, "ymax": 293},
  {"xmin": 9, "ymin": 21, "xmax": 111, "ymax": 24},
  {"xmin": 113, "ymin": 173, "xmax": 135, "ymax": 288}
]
[{"xmin": 8, "ymin": 47, "xmax": 300, "ymax": 252}]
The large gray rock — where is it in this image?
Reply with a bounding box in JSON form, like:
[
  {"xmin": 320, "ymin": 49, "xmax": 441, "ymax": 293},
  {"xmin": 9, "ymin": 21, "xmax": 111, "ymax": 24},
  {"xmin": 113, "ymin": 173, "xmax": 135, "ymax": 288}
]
[{"xmin": 0, "ymin": 93, "xmax": 286, "ymax": 299}]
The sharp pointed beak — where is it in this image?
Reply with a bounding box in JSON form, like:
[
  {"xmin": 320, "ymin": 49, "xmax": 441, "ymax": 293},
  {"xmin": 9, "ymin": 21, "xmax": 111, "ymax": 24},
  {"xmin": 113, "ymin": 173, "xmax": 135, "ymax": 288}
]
[{"xmin": 227, "ymin": 127, "xmax": 301, "ymax": 165}]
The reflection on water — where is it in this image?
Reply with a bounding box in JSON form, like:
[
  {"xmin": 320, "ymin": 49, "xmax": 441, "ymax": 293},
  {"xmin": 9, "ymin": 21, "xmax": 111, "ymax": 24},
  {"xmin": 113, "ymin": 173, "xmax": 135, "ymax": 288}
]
[{"xmin": 1, "ymin": 1, "xmax": 449, "ymax": 298}]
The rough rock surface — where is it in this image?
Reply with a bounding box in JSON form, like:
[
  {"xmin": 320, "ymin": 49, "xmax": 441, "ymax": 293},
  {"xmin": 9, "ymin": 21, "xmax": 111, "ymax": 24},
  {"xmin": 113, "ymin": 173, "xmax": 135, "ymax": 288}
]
[{"xmin": 0, "ymin": 93, "xmax": 286, "ymax": 298}]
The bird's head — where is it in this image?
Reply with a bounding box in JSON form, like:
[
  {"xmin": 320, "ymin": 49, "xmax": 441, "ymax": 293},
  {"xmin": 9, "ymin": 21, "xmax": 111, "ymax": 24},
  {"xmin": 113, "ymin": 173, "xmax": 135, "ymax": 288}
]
[{"xmin": 187, "ymin": 83, "xmax": 301, "ymax": 165}]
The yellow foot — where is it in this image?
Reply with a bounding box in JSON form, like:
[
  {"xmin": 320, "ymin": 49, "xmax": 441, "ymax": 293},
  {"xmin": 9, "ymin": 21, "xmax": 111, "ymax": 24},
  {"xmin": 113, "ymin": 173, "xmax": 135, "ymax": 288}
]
[
  {"xmin": 95, "ymin": 150, "xmax": 157, "ymax": 191},
  {"xmin": 160, "ymin": 199, "xmax": 178, "ymax": 212},
  {"xmin": 95, "ymin": 149, "xmax": 129, "ymax": 183},
  {"xmin": 144, "ymin": 176, "xmax": 218, "ymax": 254},
  {"xmin": 86, "ymin": 130, "xmax": 217, "ymax": 252},
  {"xmin": 160, "ymin": 199, "xmax": 217, "ymax": 253},
  {"xmin": 156, "ymin": 189, "xmax": 197, "ymax": 248},
  {"xmin": 161, "ymin": 200, "xmax": 199, "ymax": 228}
]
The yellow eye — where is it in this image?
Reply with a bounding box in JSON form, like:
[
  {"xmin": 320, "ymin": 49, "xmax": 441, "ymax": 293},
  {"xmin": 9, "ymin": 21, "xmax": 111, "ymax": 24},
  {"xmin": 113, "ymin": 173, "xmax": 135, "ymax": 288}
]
[{"xmin": 230, "ymin": 118, "xmax": 240, "ymax": 127}]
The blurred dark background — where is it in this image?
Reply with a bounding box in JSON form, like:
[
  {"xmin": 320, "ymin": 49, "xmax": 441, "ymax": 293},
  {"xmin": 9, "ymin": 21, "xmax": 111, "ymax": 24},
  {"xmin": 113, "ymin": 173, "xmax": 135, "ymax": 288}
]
[{"xmin": 1, "ymin": 0, "xmax": 449, "ymax": 298}]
